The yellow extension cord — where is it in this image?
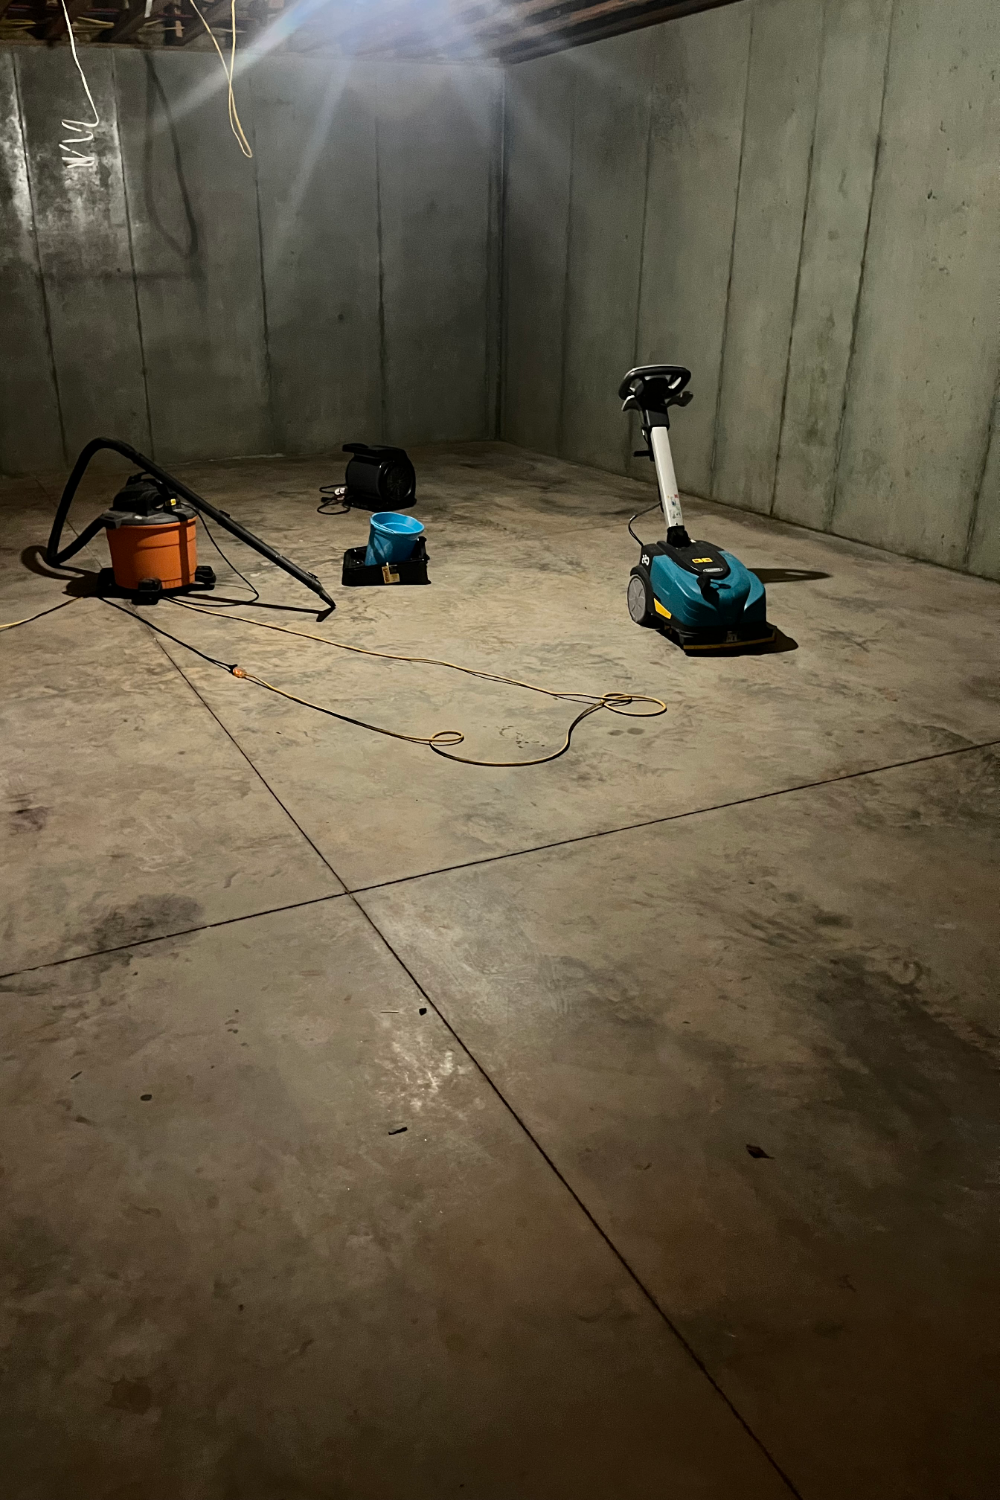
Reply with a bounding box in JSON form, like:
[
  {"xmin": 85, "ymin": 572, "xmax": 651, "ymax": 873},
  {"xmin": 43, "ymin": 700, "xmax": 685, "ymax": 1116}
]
[
  {"xmin": 0, "ymin": 593, "xmax": 666, "ymax": 767},
  {"xmin": 0, "ymin": 597, "xmax": 81, "ymax": 632},
  {"xmin": 169, "ymin": 597, "xmax": 668, "ymax": 767}
]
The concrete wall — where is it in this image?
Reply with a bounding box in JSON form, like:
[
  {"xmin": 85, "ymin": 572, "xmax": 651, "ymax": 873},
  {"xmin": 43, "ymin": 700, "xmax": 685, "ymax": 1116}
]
[
  {"xmin": 0, "ymin": 47, "xmax": 501, "ymax": 472},
  {"xmin": 501, "ymin": 0, "xmax": 1000, "ymax": 580}
]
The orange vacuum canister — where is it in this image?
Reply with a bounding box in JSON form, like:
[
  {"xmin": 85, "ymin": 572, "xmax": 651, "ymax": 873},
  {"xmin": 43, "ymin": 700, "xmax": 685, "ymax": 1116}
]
[{"xmin": 104, "ymin": 475, "xmax": 201, "ymax": 595}]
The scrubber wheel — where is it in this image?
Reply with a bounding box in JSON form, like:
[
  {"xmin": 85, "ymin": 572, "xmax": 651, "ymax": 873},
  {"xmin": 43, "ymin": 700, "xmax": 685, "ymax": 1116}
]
[{"xmin": 627, "ymin": 567, "xmax": 656, "ymax": 627}]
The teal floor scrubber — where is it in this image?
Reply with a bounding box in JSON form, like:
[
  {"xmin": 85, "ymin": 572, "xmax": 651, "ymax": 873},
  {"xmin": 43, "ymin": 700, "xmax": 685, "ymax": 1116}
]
[{"xmin": 621, "ymin": 365, "xmax": 776, "ymax": 652}]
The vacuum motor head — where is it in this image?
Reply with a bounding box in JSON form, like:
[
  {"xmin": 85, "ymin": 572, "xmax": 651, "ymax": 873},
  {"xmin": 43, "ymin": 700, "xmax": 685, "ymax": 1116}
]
[{"xmin": 110, "ymin": 473, "xmax": 195, "ymax": 523}]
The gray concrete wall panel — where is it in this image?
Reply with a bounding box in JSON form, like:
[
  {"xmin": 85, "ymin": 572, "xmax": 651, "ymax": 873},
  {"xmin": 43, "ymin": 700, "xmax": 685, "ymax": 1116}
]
[
  {"xmin": 632, "ymin": 3, "xmax": 751, "ymax": 493},
  {"xmin": 114, "ymin": 50, "xmax": 272, "ymax": 465},
  {"xmin": 376, "ymin": 63, "xmax": 499, "ymax": 447},
  {"xmin": 1, "ymin": 47, "xmax": 500, "ymax": 473},
  {"xmin": 0, "ymin": 52, "xmax": 65, "ymax": 474},
  {"xmin": 500, "ymin": 54, "xmax": 575, "ymax": 456},
  {"xmin": 560, "ymin": 30, "xmax": 653, "ymax": 473},
  {"xmin": 501, "ymin": 0, "xmax": 1000, "ymax": 579},
  {"xmin": 771, "ymin": 0, "xmax": 893, "ymax": 531},
  {"xmin": 14, "ymin": 46, "xmax": 150, "ymax": 460},
  {"xmin": 711, "ymin": 0, "xmax": 824, "ymax": 514},
  {"xmin": 251, "ymin": 57, "xmax": 382, "ymax": 457},
  {"xmin": 832, "ymin": 0, "xmax": 1000, "ymax": 568}
]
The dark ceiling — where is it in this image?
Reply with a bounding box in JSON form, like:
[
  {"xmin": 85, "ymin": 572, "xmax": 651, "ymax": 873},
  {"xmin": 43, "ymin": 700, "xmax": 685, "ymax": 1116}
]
[{"xmin": 0, "ymin": 0, "xmax": 740, "ymax": 65}]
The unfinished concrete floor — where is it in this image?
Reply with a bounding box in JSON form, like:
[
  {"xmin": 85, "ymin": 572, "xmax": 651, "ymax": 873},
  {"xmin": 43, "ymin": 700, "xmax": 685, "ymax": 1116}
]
[{"xmin": 1, "ymin": 443, "xmax": 999, "ymax": 1500}]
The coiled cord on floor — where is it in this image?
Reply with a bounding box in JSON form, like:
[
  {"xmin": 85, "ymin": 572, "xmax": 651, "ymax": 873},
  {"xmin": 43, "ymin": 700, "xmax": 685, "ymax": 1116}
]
[
  {"xmin": 166, "ymin": 596, "xmax": 667, "ymax": 767},
  {"xmin": 0, "ymin": 591, "xmax": 666, "ymax": 767}
]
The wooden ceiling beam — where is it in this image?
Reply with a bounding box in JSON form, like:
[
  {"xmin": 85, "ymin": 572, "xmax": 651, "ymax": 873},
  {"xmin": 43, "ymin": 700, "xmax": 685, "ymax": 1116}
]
[
  {"xmin": 335, "ymin": 0, "xmax": 460, "ymax": 54},
  {"xmin": 367, "ymin": 0, "xmax": 736, "ymax": 60},
  {"xmin": 43, "ymin": 0, "xmax": 92, "ymax": 41},
  {"xmin": 472, "ymin": 0, "xmax": 732, "ymax": 44},
  {"xmin": 390, "ymin": 0, "xmax": 569, "ymax": 52},
  {"xmin": 331, "ymin": 0, "xmax": 427, "ymax": 45},
  {"xmin": 100, "ymin": 0, "xmax": 170, "ymax": 43},
  {"xmin": 177, "ymin": 0, "xmax": 229, "ymax": 42},
  {"xmin": 494, "ymin": 0, "xmax": 733, "ymax": 60},
  {"xmin": 356, "ymin": 0, "xmax": 573, "ymax": 58}
]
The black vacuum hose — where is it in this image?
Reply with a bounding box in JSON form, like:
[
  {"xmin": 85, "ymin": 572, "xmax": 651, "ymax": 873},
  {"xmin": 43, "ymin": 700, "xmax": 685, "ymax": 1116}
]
[{"xmin": 46, "ymin": 437, "xmax": 335, "ymax": 610}]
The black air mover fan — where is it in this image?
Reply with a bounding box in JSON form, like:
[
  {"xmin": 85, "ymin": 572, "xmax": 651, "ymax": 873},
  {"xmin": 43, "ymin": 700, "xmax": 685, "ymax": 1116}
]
[{"xmin": 341, "ymin": 443, "xmax": 416, "ymax": 510}]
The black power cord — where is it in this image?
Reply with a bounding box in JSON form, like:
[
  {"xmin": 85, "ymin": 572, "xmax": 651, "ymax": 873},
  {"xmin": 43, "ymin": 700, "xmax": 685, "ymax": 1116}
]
[
  {"xmin": 317, "ymin": 484, "xmax": 350, "ymax": 516},
  {"xmin": 100, "ymin": 597, "xmax": 237, "ymax": 672},
  {"xmin": 627, "ymin": 502, "xmax": 661, "ymax": 545},
  {"xmin": 196, "ymin": 513, "xmax": 261, "ymax": 605}
]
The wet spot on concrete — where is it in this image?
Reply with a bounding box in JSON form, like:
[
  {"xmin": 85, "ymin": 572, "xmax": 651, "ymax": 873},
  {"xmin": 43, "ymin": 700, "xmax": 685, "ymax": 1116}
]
[
  {"xmin": 965, "ymin": 675, "xmax": 1000, "ymax": 702},
  {"xmin": 107, "ymin": 1378, "xmax": 153, "ymax": 1415},
  {"xmin": 8, "ymin": 806, "xmax": 48, "ymax": 834},
  {"xmin": 84, "ymin": 895, "xmax": 205, "ymax": 956},
  {"xmin": 1, "ymin": 1217, "xmax": 71, "ymax": 1297}
]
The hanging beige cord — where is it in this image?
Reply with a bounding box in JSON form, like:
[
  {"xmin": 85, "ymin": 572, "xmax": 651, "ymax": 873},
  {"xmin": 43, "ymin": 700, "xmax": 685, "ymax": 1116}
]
[
  {"xmin": 58, "ymin": 0, "xmax": 100, "ymax": 172},
  {"xmin": 169, "ymin": 598, "xmax": 668, "ymax": 767},
  {"xmin": 190, "ymin": 0, "xmax": 253, "ymax": 158}
]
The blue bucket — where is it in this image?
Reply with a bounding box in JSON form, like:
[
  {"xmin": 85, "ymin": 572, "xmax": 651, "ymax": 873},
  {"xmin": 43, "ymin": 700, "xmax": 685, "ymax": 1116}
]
[{"xmin": 365, "ymin": 511, "xmax": 425, "ymax": 568}]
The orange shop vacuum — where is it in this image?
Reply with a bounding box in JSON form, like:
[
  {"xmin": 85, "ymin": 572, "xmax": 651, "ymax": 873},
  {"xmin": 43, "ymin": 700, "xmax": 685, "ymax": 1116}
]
[{"xmin": 45, "ymin": 436, "xmax": 336, "ymax": 611}]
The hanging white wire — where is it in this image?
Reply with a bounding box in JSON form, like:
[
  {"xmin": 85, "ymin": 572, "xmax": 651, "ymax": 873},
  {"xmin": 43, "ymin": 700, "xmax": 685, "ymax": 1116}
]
[{"xmin": 59, "ymin": 0, "xmax": 100, "ymax": 172}]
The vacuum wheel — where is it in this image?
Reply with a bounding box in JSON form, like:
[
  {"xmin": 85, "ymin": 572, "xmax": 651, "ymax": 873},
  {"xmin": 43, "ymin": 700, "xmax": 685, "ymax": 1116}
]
[{"xmin": 627, "ymin": 567, "xmax": 656, "ymax": 627}]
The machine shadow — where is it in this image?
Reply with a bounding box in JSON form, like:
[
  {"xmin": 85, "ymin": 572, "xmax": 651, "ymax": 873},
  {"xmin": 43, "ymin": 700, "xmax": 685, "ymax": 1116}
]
[
  {"xmin": 20, "ymin": 546, "xmax": 101, "ymax": 596},
  {"xmin": 670, "ymin": 626, "xmax": 799, "ymax": 657},
  {"xmin": 751, "ymin": 568, "xmax": 830, "ymax": 584}
]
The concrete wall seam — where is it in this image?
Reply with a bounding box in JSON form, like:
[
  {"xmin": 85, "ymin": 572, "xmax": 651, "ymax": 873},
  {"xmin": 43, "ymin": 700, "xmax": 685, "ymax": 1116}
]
[
  {"xmin": 374, "ymin": 109, "xmax": 389, "ymax": 443},
  {"xmin": 630, "ymin": 60, "xmax": 658, "ymax": 385},
  {"xmin": 827, "ymin": 0, "xmax": 899, "ymax": 534},
  {"xmin": 486, "ymin": 69, "xmax": 505, "ymax": 440},
  {"xmin": 963, "ymin": 358, "xmax": 1000, "ymax": 569},
  {"xmin": 7, "ymin": 53, "xmax": 68, "ymax": 469},
  {"xmin": 111, "ymin": 51, "xmax": 156, "ymax": 465},
  {"xmin": 248, "ymin": 84, "xmax": 278, "ymax": 457},
  {"xmin": 768, "ymin": 0, "xmax": 826, "ymax": 517},
  {"xmin": 708, "ymin": 3, "xmax": 754, "ymax": 496},
  {"xmin": 555, "ymin": 73, "xmax": 578, "ymax": 459},
  {"xmin": 826, "ymin": 0, "xmax": 896, "ymax": 533}
]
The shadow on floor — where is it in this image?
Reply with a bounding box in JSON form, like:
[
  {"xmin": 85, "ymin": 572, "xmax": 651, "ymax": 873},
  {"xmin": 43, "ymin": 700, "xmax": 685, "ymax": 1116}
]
[
  {"xmin": 680, "ymin": 628, "xmax": 799, "ymax": 657},
  {"xmin": 752, "ymin": 568, "xmax": 831, "ymax": 584},
  {"xmin": 759, "ymin": 627, "xmax": 798, "ymax": 653},
  {"xmin": 20, "ymin": 546, "xmax": 99, "ymax": 595}
]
